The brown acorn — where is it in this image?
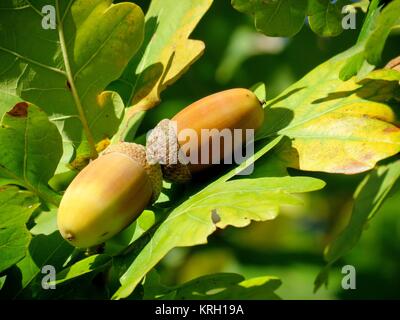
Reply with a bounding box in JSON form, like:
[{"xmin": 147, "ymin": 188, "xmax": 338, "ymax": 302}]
[
  {"xmin": 146, "ymin": 88, "xmax": 265, "ymax": 183},
  {"xmin": 57, "ymin": 143, "xmax": 162, "ymax": 248}
]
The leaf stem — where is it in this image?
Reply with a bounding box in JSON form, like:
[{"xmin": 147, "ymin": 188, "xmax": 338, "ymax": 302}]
[{"xmin": 55, "ymin": 0, "xmax": 98, "ymax": 159}]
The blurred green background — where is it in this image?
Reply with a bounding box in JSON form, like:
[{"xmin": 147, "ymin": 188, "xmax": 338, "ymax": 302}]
[{"xmin": 131, "ymin": 0, "xmax": 400, "ymax": 299}]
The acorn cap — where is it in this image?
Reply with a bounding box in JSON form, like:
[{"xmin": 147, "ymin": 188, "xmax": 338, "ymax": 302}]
[
  {"xmin": 101, "ymin": 142, "xmax": 163, "ymax": 202},
  {"xmin": 146, "ymin": 119, "xmax": 191, "ymax": 184}
]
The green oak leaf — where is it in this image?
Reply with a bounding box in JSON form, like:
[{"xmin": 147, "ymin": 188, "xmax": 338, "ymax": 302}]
[
  {"xmin": 143, "ymin": 270, "xmax": 281, "ymax": 300},
  {"xmin": 315, "ymin": 160, "xmax": 400, "ymax": 291},
  {"xmin": 231, "ymin": 0, "xmax": 308, "ymax": 37},
  {"xmin": 248, "ymin": 149, "xmax": 289, "ymax": 178},
  {"xmin": 107, "ymin": 137, "xmax": 283, "ymax": 297},
  {"xmin": 0, "ymin": 228, "xmax": 31, "ymax": 274},
  {"xmin": 258, "ymin": 48, "xmax": 400, "ymax": 174},
  {"xmin": 308, "ymin": 0, "xmax": 347, "ymax": 37},
  {"xmin": 112, "ymin": 173, "xmax": 325, "ymax": 299},
  {"xmin": 212, "ymin": 136, "xmax": 284, "ymax": 186},
  {"xmin": 365, "ymin": 0, "xmax": 400, "ymax": 65},
  {"xmin": 47, "ymin": 210, "xmax": 157, "ymax": 287},
  {"xmin": 0, "ymin": 186, "xmax": 39, "ymax": 273},
  {"xmin": 105, "ymin": 210, "xmax": 157, "ymax": 256},
  {"xmin": 231, "ymin": 0, "xmax": 373, "ymax": 38},
  {"xmin": 6, "ymin": 231, "xmax": 74, "ymax": 299},
  {"xmin": 30, "ymin": 209, "xmax": 58, "ymax": 236},
  {"xmin": 0, "ymin": 103, "xmax": 63, "ymax": 205},
  {"xmin": 251, "ymin": 82, "xmax": 267, "ymax": 102},
  {"xmin": 339, "ymin": 0, "xmax": 379, "ymax": 81},
  {"xmin": 0, "ymin": 0, "xmax": 144, "ymax": 166},
  {"xmin": 109, "ymin": 0, "xmax": 213, "ymax": 142},
  {"xmin": 53, "ymin": 254, "xmax": 112, "ymax": 285},
  {"xmin": 340, "ymin": 0, "xmax": 399, "ymax": 80}
]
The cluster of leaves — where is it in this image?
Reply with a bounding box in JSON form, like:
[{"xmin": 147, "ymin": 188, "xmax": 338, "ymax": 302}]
[
  {"xmin": 231, "ymin": 0, "xmax": 371, "ymax": 38},
  {"xmin": 0, "ymin": 0, "xmax": 399, "ymax": 299}
]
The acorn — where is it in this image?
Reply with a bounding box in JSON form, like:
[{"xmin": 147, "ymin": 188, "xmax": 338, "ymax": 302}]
[
  {"xmin": 146, "ymin": 88, "xmax": 265, "ymax": 183},
  {"xmin": 57, "ymin": 143, "xmax": 162, "ymax": 248}
]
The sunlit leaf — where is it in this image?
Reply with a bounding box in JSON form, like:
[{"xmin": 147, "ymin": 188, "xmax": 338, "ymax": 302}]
[
  {"xmin": 259, "ymin": 50, "xmax": 400, "ymax": 174},
  {"xmin": 365, "ymin": 0, "xmax": 400, "ymax": 65},
  {"xmin": 0, "ymin": 0, "xmax": 144, "ymax": 166},
  {"xmin": 30, "ymin": 209, "xmax": 58, "ymax": 236},
  {"xmin": 340, "ymin": 0, "xmax": 399, "ymax": 80},
  {"xmin": 54, "ymin": 254, "xmax": 112, "ymax": 285},
  {"xmin": 112, "ymin": 175, "xmax": 324, "ymax": 299},
  {"xmin": 251, "ymin": 82, "xmax": 267, "ymax": 102},
  {"xmin": 110, "ymin": 0, "xmax": 212, "ymax": 142}
]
